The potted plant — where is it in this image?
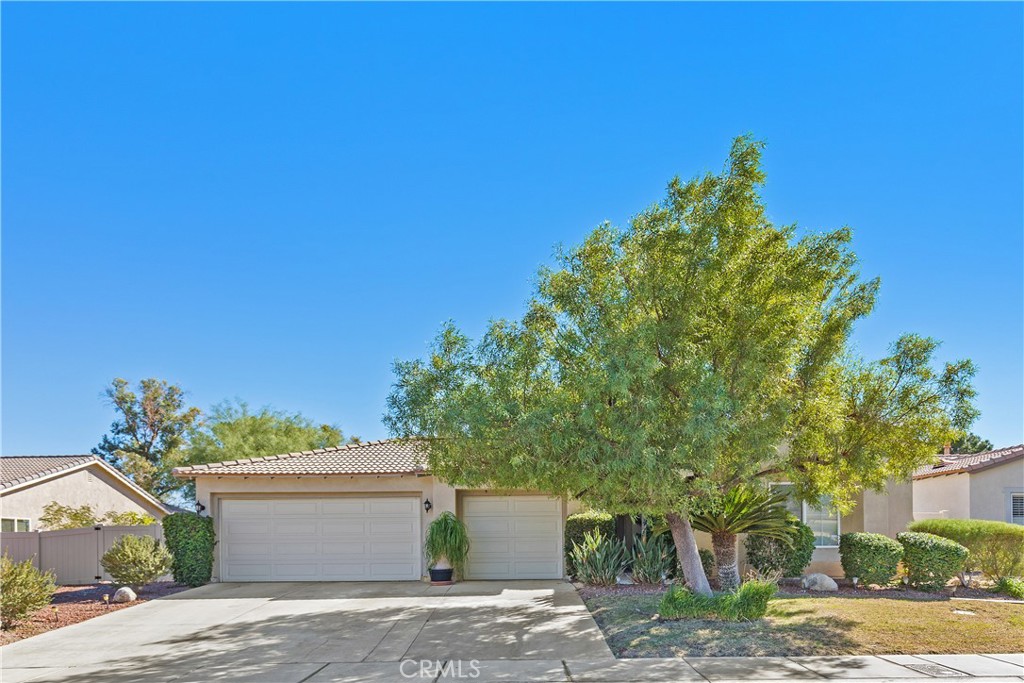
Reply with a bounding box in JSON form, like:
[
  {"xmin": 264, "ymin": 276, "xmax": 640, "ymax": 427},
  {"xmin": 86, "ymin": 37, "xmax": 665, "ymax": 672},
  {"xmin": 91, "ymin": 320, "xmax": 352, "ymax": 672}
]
[{"xmin": 424, "ymin": 511, "xmax": 470, "ymax": 585}]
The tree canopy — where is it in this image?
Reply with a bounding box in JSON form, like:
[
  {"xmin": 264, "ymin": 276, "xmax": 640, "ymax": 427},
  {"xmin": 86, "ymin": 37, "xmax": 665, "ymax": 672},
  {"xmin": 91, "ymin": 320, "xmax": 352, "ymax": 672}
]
[
  {"xmin": 386, "ymin": 136, "xmax": 978, "ymax": 592},
  {"xmin": 92, "ymin": 378, "xmax": 201, "ymax": 500},
  {"xmin": 185, "ymin": 399, "xmax": 354, "ymax": 469},
  {"xmin": 944, "ymin": 433, "xmax": 994, "ymax": 455}
]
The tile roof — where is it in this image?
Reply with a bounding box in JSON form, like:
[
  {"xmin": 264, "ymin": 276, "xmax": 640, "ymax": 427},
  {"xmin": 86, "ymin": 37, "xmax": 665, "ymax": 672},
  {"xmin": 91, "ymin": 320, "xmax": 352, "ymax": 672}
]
[
  {"xmin": 172, "ymin": 439, "xmax": 428, "ymax": 477},
  {"xmin": 0, "ymin": 455, "xmax": 99, "ymax": 490},
  {"xmin": 913, "ymin": 444, "xmax": 1024, "ymax": 480}
]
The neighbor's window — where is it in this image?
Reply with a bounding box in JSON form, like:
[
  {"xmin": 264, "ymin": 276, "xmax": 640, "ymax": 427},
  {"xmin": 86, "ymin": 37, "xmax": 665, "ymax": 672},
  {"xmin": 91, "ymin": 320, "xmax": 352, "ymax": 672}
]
[
  {"xmin": 1011, "ymin": 493, "xmax": 1024, "ymax": 526},
  {"xmin": 1, "ymin": 518, "xmax": 30, "ymax": 532},
  {"xmin": 770, "ymin": 484, "xmax": 841, "ymax": 548}
]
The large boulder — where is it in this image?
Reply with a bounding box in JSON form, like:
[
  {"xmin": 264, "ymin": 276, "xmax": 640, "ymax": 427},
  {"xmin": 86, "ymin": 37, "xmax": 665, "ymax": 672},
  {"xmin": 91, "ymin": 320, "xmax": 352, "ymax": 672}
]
[
  {"xmin": 801, "ymin": 573, "xmax": 838, "ymax": 592},
  {"xmin": 112, "ymin": 586, "xmax": 138, "ymax": 603}
]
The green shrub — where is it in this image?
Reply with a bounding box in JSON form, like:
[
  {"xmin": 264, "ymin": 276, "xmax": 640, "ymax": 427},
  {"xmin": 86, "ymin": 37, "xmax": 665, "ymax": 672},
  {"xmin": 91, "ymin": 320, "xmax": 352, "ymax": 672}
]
[
  {"xmin": 565, "ymin": 510, "xmax": 615, "ymax": 557},
  {"xmin": 722, "ymin": 579, "xmax": 778, "ymax": 620},
  {"xmin": 699, "ymin": 548, "xmax": 716, "ymax": 581},
  {"xmin": 659, "ymin": 579, "xmax": 777, "ymax": 621},
  {"xmin": 992, "ymin": 576, "xmax": 1024, "ymax": 600},
  {"xmin": 839, "ymin": 532, "xmax": 903, "ymax": 586},
  {"xmin": 908, "ymin": 519, "xmax": 1024, "ymax": 580},
  {"xmin": 570, "ymin": 529, "xmax": 626, "ymax": 586},
  {"xmin": 897, "ymin": 532, "xmax": 968, "ymax": 591},
  {"xmin": 630, "ymin": 532, "xmax": 673, "ymax": 584},
  {"xmin": 0, "ymin": 554, "xmax": 56, "ymax": 629},
  {"xmin": 104, "ymin": 511, "xmax": 156, "ymax": 527},
  {"xmin": 745, "ymin": 518, "xmax": 815, "ymax": 577},
  {"xmin": 424, "ymin": 511, "xmax": 471, "ymax": 576},
  {"xmin": 659, "ymin": 584, "xmax": 718, "ymax": 619},
  {"xmin": 101, "ymin": 535, "xmax": 172, "ymax": 589},
  {"xmin": 162, "ymin": 513, "xmax": 216, "ymax": 587}
]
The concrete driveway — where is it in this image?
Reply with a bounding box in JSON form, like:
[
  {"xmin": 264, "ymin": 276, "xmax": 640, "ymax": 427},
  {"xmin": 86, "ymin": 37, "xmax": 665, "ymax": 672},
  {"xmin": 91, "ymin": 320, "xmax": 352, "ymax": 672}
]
[{"xmin": 1, "ymin": 580, "xmax": 612, "ymax": 683}]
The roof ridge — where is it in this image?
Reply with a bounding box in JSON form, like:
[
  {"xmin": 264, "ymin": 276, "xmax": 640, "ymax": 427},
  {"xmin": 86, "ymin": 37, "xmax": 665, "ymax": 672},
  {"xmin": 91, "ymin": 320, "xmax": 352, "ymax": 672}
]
[
  {"xmin": 0, "ymin": 454, "xmax": 97, "ymax": 459},
  {"xmin": 172, "ymin": 438, "xmax": 412, "ymax": 474}
]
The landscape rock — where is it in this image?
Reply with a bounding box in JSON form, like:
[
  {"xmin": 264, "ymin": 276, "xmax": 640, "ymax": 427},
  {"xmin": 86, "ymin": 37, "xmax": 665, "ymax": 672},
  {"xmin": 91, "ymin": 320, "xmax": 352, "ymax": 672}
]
[
  {"xmin": 112, "ymin": 587, "xmax": 137, "ymax": 603},
  {"xmin": 801, "ymin": 573, "xmax": 838, "ymax": 592}
]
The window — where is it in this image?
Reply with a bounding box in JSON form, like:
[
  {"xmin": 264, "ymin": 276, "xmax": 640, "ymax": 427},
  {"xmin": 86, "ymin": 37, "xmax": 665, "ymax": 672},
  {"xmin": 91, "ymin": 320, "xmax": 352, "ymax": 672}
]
[
  {"xmin": 1012, "ymin": 494, "xmax": 1024, "ymax": 526},
  {"xmin": 1, "ymin": 518, "xmax": 30, "ymax": 532},
  {"xmin": 770, "ymin": 483, "xmax": 841, "ymax": 548}
]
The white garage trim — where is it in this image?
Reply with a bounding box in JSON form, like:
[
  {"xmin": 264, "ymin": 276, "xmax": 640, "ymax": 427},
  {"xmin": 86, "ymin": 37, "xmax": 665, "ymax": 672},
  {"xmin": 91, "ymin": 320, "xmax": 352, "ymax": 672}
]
[
  {"xmin": 461, "ymin": 494, "xmax": 563, "ymax": 580},
  {"xmin": 218, "ymin": 496, "xmax": 421, "ymax": 581}
]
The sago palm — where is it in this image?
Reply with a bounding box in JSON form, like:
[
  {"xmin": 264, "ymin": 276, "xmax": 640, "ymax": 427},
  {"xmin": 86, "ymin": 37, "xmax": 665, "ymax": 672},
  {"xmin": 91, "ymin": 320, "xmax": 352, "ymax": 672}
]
[{"xmin": 690, "ymin": 486, "xmax": 793, "ymax": 590}]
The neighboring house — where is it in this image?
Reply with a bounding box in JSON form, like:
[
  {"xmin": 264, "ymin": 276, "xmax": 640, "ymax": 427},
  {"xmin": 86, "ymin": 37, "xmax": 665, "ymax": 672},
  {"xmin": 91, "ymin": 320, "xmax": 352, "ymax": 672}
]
[
  {"xmin": 913, "ymin": 444, "xmax": 1024, "ymax": 524},
  {"xmin": 0, "ymin": 455, "xmax": 169, "ymax": 531},
  {"xmin": 173, "ymin": 440, "xmax": 566, "ymax": 582}
]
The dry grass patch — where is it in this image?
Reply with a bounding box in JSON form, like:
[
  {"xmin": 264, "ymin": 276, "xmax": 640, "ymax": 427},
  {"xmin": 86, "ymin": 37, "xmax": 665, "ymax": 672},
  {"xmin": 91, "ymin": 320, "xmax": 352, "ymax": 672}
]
[{"xmin": 583, "ymin": 590, "xmax": 1024, "ymax": 657}]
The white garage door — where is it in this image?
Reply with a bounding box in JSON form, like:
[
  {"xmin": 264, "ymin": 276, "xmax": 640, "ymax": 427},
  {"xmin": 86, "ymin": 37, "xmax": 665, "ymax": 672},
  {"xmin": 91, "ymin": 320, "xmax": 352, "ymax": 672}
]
[
  {"xmin": 220, "ymin": 497, "xmax": 421, "ymax": 581},
  {"xmin": 462, "ymin": 495, "xmax": 563, "ymax": 579}
]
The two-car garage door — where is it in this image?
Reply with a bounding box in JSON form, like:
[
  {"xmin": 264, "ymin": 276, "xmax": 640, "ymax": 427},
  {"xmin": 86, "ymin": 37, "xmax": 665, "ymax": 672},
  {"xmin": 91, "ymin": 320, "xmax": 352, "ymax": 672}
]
[
  {"xmin": 218, "ymin": 494, "xmax": 564, "ymax": 582},
  {"xmin": 220, "ymin": 497, "xmax": 421, "ymax": 581}
]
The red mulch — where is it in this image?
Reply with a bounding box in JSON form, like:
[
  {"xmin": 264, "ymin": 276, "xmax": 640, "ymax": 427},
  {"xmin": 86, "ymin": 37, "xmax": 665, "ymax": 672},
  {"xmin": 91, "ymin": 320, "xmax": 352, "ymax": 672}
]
[{"xmin": 1, "ymin": 582, "xmax": 190, "ymax": 646}]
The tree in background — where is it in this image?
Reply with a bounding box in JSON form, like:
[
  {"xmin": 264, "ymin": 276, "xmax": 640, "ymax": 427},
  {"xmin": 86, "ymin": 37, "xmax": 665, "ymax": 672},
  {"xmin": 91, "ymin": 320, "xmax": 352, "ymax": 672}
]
[
  {"xmin": 92, "ymin": 378, "xmax": 201, "ymax": 500},
  {"xmin": 944, "ymin": 433, "xmax": 993, "ymax": 455},
  {"xmin": 181, "ymin": 400, "xmax": 356, "ymax": 499},
  {"xmin": 386, "ymin": 136, "xmax": 978, "ymax": 596}
]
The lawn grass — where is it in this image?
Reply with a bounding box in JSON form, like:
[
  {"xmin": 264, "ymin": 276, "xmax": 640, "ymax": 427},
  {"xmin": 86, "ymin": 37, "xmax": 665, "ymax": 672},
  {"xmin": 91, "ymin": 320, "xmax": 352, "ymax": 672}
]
[{"xmin": 582, "ymin": 590, "xmax": 1024, "ymax": 657}]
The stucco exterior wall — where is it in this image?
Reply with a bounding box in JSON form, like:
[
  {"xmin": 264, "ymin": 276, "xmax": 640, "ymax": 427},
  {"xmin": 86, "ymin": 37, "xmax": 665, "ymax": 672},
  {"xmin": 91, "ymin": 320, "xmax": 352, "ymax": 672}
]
[
  {"xmin": 969, "ymin": 460, "xmax": 1024, "ymax": 523},
  {"xmin": 913, "ymin": 474, "xmax": 970, "ymax": 521},
  {"xmin": 0, "ymin": 466, "xmax": 165, "ymax": 529}
]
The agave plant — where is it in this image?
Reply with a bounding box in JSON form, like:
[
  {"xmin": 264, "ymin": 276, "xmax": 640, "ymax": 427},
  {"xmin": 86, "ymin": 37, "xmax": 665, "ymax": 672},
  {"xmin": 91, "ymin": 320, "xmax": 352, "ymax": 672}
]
[
  {"xmin": 690, "ymin": 486, "xmax": 793, "ymax": 590},
  {"xmin": 630, "ymin": 531, "xmax": 674, "ymax": 585},
  {"xmin": 569, "ymin": 529, "xmax": 626, "ymax": 586}
]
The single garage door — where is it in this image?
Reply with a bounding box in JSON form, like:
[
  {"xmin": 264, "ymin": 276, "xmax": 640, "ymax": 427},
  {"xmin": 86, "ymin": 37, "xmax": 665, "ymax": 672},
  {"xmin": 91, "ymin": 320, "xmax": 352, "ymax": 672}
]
[
  {"xmin": 220, "ymin": 497, "xmax": 421, "ymax": 581},
  {"xmin": 462, "ymin": 495, "xmax": 563, "ymax": 579}
]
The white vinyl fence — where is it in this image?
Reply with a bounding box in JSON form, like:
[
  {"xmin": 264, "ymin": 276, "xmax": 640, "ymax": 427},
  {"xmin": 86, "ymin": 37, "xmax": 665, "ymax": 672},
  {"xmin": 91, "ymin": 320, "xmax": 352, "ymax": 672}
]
[{"xmin": 1, "ymin": 524, "xmax": 166, "ymax": 585}]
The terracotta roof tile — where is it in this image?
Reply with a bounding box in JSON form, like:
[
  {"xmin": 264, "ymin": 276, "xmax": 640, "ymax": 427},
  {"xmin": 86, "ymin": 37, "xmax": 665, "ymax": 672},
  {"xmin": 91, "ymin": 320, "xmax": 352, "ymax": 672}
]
[
  {"xmin": 0, "ymin": 455, "xmax": 98, "ymax": 490},
  {"xmin": 172, "ymin": 439, "xmax": 428, "ymax": 477},
  {"xmin": 913, "ymin": 444, "xmax": 1024, "ymax": 480}
]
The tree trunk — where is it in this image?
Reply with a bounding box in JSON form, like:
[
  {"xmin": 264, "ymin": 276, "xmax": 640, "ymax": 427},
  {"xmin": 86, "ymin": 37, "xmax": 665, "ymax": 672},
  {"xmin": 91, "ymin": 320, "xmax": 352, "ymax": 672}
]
[
  {"xmin": 712, "ymin": 530, "xmax": 740, "ymax": 591},
  {"xmin": 666, "ymin": 512, "xmax": 713, "ymax": 596}
]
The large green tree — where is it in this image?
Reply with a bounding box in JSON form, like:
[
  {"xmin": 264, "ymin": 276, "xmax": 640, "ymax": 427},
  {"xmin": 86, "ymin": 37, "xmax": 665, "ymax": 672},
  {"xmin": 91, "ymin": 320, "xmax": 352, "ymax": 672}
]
[
  {"xmin": 93, "ymin": 378, "xmax": 201, "ymax": 500},
  {"xmin": 385, "ymin": 136, "xmax": 977, "ymax": 596},
  {"xmin": 944, "ymin": 433, "xmax": 993, "ymax": 455},
  {"xmin": 185, "ymin": 400, "xmax": 354, "ymax": 476}
]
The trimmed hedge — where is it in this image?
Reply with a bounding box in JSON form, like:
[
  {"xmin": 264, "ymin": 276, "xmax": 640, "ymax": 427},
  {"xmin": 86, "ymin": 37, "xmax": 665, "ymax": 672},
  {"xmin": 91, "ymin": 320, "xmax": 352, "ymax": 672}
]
[
  {"xmin": 565, "ymin": 511, "xmax": 615, "ymax": 558},
  {"xmin": 897, "ymin": 531, "xmax": 968, "ymax": 591},
  {"xmin": 908, "ymin": 518, "xmax": 1024, "ymax": 580},
  {"xmin": 659, "ymin": 579, "xmax": 777, "ymax": 621},
  {"xmin": 745, "ymin": 518, "xmax": 816, "ymax": 578},
  {"xmin": 839, "ymin": 532, "xmax": 903, "ymax": 586},
  {"xmin": 163, "ymin": 513, "xmax": 216, "ymax": 587}
]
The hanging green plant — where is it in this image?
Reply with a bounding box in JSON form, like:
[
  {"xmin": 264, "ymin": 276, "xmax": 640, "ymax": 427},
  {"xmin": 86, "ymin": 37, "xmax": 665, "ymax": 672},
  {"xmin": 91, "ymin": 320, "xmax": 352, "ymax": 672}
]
[{"xmin": 424, "ymin": 511, "xmax": 470, "ymax": 581}]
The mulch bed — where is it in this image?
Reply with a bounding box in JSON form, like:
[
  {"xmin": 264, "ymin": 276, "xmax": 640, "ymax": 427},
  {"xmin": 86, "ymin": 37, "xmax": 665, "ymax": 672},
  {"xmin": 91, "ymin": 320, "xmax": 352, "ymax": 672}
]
[{"xmin": 1, "ymin": 582, "xmax": 190, "ymax": 646}]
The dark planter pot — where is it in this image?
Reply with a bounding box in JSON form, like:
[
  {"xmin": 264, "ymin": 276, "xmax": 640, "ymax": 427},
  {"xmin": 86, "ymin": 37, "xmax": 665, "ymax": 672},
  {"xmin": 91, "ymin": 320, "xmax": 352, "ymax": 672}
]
[{"xmin": 429, "ymin": 567, "xmax": 454, "ymax": 585}]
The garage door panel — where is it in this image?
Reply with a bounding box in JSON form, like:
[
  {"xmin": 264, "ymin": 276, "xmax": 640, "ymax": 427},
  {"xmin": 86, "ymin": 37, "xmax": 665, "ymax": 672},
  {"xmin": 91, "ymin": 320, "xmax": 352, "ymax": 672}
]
[
  {"xmin": 220, "ymin": 497, "xmax": 420, "ymax": 581},
  {"xmin": 463, "ymin": 498, "xmax": 513, "ymax": 515},
  {"xmin": 512, "ymin": 498, "xmax": 561, "ymax": 515},
  {"xmin": 273, "ymin": 501, "xmax": 320, "ymax": 515},
  {"xmin": 273, "ymin": 520, "xmax": 320, "ymax": 535},
  {"xmin": 463, "ymin": 495, "xmax": 562, "ymax": 580},
  {"xmin": 513, "ymin": 518, "xmax": 559, "ymax": 535}
]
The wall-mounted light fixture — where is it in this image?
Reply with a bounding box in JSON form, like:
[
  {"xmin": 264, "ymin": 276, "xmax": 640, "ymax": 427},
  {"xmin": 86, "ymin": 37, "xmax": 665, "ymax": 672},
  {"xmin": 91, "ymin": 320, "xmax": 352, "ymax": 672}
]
[
  {"xmin": 424, "ymin": 499, "xmax": 433, "ymax": 513},
  {"xmin": 196, "ymin": 502, "xmax": 207, "ymax": 515}
]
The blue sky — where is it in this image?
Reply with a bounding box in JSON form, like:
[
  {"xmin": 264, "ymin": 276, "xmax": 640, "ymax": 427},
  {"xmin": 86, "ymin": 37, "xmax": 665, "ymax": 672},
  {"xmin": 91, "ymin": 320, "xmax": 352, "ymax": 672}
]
[{"xmin": 3, "ymin": 3, "xmax": 1021, "ymax": 454}]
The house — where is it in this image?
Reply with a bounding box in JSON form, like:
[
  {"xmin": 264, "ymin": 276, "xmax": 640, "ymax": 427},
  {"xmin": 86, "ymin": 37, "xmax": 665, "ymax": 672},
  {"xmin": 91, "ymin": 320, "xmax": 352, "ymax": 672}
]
[
  {"xmin": 912, "ymin": 444, "xmax": 1024, "ymax": 524},
  {"xmin": 173, "ymin": 440, "xmax": 567, "ymax": 582},
  {"xmin": 765, "ymin": 479, "xmax": 913, "ymax": 577},
  {"xmin": 0, "ymin": 455, "xmax": 170, "ymax": 531}
]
